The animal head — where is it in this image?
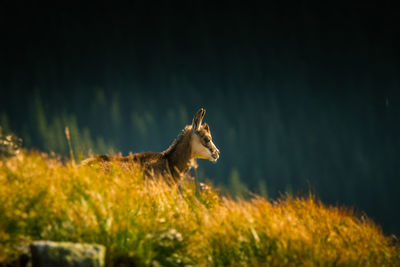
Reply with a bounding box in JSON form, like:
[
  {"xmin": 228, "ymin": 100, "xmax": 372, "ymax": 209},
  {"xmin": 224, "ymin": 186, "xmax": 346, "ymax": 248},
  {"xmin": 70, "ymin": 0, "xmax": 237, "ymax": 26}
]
[{"xmin": 190, "ymin": 108, "xmax": 220, "ymax": 162}]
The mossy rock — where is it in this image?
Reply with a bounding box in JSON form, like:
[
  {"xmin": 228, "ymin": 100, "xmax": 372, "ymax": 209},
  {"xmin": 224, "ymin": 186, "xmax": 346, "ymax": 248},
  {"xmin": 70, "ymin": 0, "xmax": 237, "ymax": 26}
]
[{"xmin": 30, "ymin": 241, "xmax": 105, "ymax": 267}]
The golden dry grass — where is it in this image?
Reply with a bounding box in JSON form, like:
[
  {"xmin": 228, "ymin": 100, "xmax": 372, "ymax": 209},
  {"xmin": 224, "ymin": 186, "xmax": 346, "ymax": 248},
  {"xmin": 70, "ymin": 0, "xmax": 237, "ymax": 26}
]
[{"xmin": 0, "ymin": 151, "xmax": 399, "ymax": 266}]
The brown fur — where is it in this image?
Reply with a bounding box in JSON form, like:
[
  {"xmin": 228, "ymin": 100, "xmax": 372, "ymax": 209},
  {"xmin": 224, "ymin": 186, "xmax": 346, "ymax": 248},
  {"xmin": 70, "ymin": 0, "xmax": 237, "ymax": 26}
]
[{"xmin": 82, "ymin": 108, "xmax": 219, "ymax": 182}]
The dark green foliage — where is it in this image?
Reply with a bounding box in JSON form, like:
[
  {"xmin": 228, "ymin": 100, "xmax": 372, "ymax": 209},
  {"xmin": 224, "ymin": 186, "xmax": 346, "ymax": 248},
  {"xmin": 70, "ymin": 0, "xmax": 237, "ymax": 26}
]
[{"xmin": 2, "ymin": 88, "xmax": 399, "ymax": 236}]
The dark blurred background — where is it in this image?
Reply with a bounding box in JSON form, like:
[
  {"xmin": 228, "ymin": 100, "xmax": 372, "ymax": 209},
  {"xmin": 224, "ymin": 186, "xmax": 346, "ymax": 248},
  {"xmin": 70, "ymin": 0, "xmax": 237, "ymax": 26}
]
[{"xmin": 1, "ymin": 4, "xmax": 399, "ymax": 235}]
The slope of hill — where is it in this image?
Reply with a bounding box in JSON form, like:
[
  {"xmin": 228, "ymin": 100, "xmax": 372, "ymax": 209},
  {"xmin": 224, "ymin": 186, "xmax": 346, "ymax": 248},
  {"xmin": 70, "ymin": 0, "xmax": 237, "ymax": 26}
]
[{"xmin": 0, "ymin": 151, "xmax": 399, "ymax": 266}]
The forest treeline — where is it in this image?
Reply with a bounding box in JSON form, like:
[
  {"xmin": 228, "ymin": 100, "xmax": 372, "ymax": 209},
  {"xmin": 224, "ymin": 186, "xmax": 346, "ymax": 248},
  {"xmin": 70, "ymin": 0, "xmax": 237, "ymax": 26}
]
[{"xmin": 1, "ymin": 84, "xmax": 399, "ymax": 234}]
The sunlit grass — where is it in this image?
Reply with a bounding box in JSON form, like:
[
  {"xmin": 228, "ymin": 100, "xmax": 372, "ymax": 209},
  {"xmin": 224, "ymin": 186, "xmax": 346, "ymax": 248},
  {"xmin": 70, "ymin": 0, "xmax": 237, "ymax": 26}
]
[{"xmin": 0, "ymin": 151, "xmax": 399, "ymax": 266}]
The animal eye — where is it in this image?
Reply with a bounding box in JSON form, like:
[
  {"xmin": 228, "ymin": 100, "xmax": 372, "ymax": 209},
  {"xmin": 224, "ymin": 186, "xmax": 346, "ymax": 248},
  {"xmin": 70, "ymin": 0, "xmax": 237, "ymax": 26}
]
[{"xmin": 204, "ymin": 137, "xmax": 211, "ymax": 143}]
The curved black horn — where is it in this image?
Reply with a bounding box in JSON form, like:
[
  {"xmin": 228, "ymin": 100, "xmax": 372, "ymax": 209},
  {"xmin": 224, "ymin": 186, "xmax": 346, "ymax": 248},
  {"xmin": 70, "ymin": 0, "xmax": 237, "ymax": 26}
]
[{"xmin": 192, "ymin": 108, "xmax": 206, "ymax": 131}]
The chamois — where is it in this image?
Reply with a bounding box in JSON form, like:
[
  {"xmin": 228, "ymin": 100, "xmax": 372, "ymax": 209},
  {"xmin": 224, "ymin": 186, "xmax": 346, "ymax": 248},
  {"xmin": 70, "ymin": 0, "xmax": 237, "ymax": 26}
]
[{"xmin": 83, "ymin": 108, "xmax": 219, "ymax": 182}]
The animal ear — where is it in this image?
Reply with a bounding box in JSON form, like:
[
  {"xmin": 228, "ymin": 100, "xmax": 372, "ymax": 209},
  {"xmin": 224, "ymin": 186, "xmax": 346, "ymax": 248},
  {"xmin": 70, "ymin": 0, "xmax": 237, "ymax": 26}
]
[
  {"xmin": 202, "ymin": 123, "xmax": 210, "ymax": 132},
  {"xmin": 192, "ymin": 108, "xmax": 206, "ymax": 131}
]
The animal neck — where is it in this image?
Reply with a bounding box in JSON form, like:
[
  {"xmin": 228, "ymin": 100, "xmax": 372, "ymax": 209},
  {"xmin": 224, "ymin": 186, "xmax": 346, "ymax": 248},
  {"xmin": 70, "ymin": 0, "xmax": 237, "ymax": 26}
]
[{"xmin": 163, "ymin": 126, "xmax": 194, "ymax": 177}]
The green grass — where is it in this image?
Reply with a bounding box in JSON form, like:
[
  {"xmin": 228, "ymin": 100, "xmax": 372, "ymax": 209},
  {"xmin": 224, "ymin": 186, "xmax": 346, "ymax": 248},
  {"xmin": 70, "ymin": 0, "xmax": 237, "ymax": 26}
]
[{"xmin": 0, "ymin": 151, "xmax": 399, "ymax": 266}]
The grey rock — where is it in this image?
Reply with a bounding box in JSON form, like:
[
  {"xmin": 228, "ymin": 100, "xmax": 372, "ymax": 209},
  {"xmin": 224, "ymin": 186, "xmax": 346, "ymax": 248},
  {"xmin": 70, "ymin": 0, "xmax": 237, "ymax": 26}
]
[{"xmin": 30, "ymin": 241, "xmax": 105, "ymax": 267}]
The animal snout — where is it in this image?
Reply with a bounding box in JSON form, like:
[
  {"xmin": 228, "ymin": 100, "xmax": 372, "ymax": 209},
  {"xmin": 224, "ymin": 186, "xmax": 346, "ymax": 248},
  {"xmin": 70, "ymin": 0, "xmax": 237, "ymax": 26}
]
[{"xmin": 212, "ymin": 148, "xmax": 220, "ymax": 161}]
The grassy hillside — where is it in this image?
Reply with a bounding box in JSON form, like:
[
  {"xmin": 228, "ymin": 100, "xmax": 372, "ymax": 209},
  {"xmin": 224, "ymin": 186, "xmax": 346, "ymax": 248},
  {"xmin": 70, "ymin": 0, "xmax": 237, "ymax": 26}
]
[{"xmin": 0, "ymin": 151, "xmax": 399, "ymax": 266}]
